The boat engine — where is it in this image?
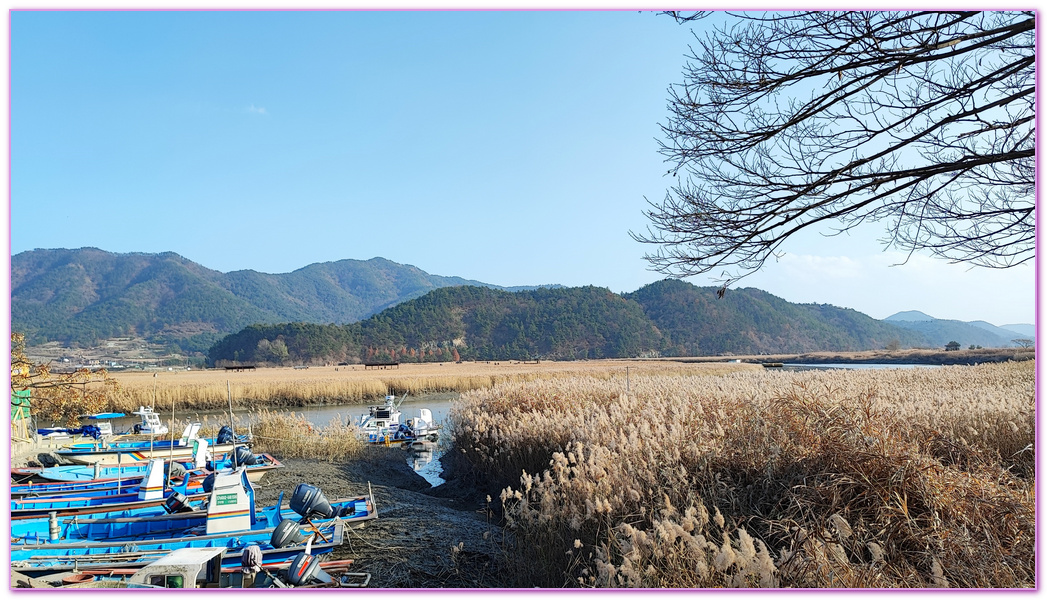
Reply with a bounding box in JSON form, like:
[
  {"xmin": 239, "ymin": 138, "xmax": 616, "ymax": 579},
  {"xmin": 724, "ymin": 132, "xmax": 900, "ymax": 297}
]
[
  {"xmin": 163, "ymin": 491, "xmax": 194, "ymax": 514},
  {"xmin": 164, "ymin": 462, "xmax": 188, "ymax": 480},
  {"xmin": 217, "ymin": 426, "xmax": 235, "ymax": 444},
  {"xmin": 286, "ymin": 552, "xmax": 322, "ymax": 586},
  {"xmin": 202, "ymin": 473, "xmax": 216, "ymax": 493},
  {"xmin": 289, "ymin": 483, "xmax": 334, "ymax": 520},
  {"xmin": 241, "ymin": 544, "xmax": 263, "ymax": 573},
  {"xmin": 271, "ymin": 519, "xmax": 311, "ymax": 548},
  {"xmin": 232, "ymin": 446, "xmax": 258, "ymax": 466}
]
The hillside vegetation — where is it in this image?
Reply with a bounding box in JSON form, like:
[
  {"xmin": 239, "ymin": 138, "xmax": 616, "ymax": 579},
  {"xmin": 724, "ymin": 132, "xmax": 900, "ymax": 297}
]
[
  {"xmin": 12, "ymin": 248, "xmax": 501, "ymax": 352},
  {"xmin": 208, "ymin": 281, "xmax": 928, "ymax": 365}
]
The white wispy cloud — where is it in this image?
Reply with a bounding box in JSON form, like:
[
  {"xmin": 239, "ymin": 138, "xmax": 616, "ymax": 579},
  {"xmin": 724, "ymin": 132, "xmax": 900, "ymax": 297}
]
[
  {"xmin": 777, "ymin": 253, "xmax": 863, "ymax": 281},
  {"xmin": 246, "ymin": 104, "xmax": 268, "ymax": 115}
]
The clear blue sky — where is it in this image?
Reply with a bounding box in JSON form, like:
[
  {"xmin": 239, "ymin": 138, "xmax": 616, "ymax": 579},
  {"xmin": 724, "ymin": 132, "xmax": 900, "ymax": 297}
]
[{"xmin": 7, "ymin": 9, "xmax": 1036, "ymax": 326}]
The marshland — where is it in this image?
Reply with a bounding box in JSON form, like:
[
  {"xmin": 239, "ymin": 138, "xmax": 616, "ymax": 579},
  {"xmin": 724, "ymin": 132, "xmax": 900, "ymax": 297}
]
[{"xmin": 68, "ymin": 358, "xmax": 1036, "ymax": 587}]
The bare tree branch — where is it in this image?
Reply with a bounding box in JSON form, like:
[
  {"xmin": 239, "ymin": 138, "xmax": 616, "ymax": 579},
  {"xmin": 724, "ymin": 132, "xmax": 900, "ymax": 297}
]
[{"xmin": 634, "ymin": 11, "xmax": 1035, "ymax": 283}]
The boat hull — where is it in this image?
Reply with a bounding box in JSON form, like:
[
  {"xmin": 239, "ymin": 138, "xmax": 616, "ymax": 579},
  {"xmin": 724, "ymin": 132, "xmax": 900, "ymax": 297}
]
[
  {"xmin": 13, "ymin": 493, "xmax": 375, "ymax": 544},
  {"xmin": 11, "ymin": 492, "xmax": 209, "ymax": 520},
  {"xmin": 55, "ymin": 441, "xmax": 245, "ymax": 465},
  {"xmin": 10, "ymin": 522, "xmax": 345, "ymax": 577}
]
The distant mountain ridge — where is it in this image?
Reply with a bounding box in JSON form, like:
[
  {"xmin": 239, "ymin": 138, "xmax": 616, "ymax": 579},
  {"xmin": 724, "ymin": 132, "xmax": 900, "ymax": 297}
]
[
  {"xmin": 12, "ymin": 248, "xmax": 1027, "ymax": 357},
  {"xmin": 884, "ymin": 311, "xmax": 1033, "ymax": 348},
  {"xmin": 11, "ymin": 248, "xmax": 540, "ymax": 352},
  {"xmin": 208, "ymin": 280, "xmax": 930, "ymax": 364}
]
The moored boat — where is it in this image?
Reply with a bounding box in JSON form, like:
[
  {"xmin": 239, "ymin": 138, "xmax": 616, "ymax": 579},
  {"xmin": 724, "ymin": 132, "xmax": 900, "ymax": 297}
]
[
  {"xmin": 53, "ymin": 423, "xmax": 250, "ymax": 465},
  {"xmin": 11, "ymin": 459, "xmax": 207, "ymax": 520},
  {"xmin": 9, "ymin": 521, "xmax": 346, "ymax": 577},
  {"xmin": 12, "ymin": 466, "xmax": 377, "ymax": 546},
  {"xmin": 14, "ymin": 449, "xmax": 281, "ymax": 487},
  {"xmin": 16, "ymin": 546, "xmax": 370, "ymax": 589},
  {"xmin": 355, "ymin": 395, "xmax": 441, "ymax": 445}
]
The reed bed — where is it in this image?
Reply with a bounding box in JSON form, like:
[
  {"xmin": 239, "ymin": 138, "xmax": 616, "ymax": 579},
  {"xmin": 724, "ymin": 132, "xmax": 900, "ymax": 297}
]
[
  {"xmin": 154, "ymin": 410, "xmax": 367, "ymax": 462},
  {"xmin": 104, "ymin": 360, "xmax": 760, "ymax": 413},
  {"xmin": 246, "ymin": 409, "xmax": 368, "ymax": 462},
  {"xmin": 449, "ymin": 361, "xmax": 1035, "ymax": 588}
]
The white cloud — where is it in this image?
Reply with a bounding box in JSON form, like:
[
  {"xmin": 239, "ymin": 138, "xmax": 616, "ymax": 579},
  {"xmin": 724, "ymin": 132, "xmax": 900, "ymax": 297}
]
[
  {"xmin": 246, "ymin": 104, "xmax": 267, "ymax": 115},
  {"xmin": 776, "ymin": 253, "xmax": 863, "ymax": 281}
]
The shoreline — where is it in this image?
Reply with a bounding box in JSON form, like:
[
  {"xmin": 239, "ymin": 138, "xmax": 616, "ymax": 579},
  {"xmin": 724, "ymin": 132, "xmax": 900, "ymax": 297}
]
[{"xmin": 657, "ymin": 347, "xmax": 1032, "ymax": 366}]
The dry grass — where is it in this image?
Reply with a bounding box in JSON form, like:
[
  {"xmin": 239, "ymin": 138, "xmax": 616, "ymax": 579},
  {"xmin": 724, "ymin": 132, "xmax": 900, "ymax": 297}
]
[
  {"xmin": 246, "ymin": 409, "xmax": 369, "ymax": 461},
  {"xmin": 449, "ymin": 361, "xmax": 1035, "ymax": 588},
  {"xmin": 147, "ymin": 410, "xmax": 368, "ymax": 462},
  {"xmin": 103, "ymin": 360, "xmax": 760, "ymax": 413}
]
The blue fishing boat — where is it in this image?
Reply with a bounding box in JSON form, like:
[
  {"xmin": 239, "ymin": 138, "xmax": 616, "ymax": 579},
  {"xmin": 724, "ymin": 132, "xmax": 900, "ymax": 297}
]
[
  {"xmin": 12, "ymin": 466, "xmax": 376, "ymax": 546},
  {"xmin": 9, "ymin": 520, "xmax": 346, "ymax": 578},
  {"xmin": 11, "ymin": 459, "xmax": 207, "ymax": 520},
  {"xmin": 16, "ymin": 448, "xmax": 281, "ymax": 487},
  {"xmin": 54, "ymin": 423, "xmax": 250, "ymax": 465},
  {"xmin": 11, "ymin": 469, "xmax": 373, "ymax": 577},
  {"xmin": 22, "ymin": 546, "xmax": 371, "ymax": 589},
  {"xmin": 10, "ymin": 475, "xmax": 205, "ymax": 500}
]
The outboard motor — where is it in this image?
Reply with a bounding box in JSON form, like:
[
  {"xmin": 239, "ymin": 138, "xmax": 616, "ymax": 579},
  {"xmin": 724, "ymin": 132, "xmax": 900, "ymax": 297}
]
[
  {"xmin": 271, "ymin": 519, "xmax": 311, "ymax": 548},
  {"xmin": 202, "ymin": 473, "xmax": 216, "ymax": 493},
  {"xmin": 163, "ymin": 491, "xmax": 194, "ymax": 514},
  {"xmin": 241, "ymin": 544, "xmax": 263, "ymax": 573},
  {"xmin": 164, "ymin": 462, "xmax": 188, "ymax": 480},
  {"xmin": 289, "ymin": 483, "xmax": 334, "ymax": 520},
  {"xmin": 233, "ymin": 446, "xmax": 258, "ymax": 466},
  {"xmin": 217, "ymin": 426, "xmax": 235, "ymax": 444},
  {"xmin": 286, "ymin": 553, "xmax": 322, "ymax": 586}
]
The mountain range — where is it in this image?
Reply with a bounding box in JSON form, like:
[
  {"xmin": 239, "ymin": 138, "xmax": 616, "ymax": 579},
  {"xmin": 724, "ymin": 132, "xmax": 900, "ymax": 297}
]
[
  {"xmin": 11, "ymin": 248, "xmax": 1032, "ymax": 358},
  {"xmin": 883, "ymin": 310, "xmax": 1034, "ymax": 348},
  {"xmin": 11, "ymin": 248, "xmax": 552, "ymax": 353}
]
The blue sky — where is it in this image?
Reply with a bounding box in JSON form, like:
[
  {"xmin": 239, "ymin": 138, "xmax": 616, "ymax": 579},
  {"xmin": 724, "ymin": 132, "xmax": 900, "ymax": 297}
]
[{"xmin": 7, "ymin": 9, "xmax": 1037, "ymax": 326}]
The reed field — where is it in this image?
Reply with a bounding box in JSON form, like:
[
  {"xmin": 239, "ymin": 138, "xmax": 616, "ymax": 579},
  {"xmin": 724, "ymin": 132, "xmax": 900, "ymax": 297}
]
[
  {"xmin": 448, "ymin": 361, "xmax": 1035, "ymax": 588},
  {"xmin": 140, "ymin": 409, "xmax": 368, "ymax": 462},
  {"xmin": 102, "ymin": 360, "xmax": 761, "ymax": 413}
]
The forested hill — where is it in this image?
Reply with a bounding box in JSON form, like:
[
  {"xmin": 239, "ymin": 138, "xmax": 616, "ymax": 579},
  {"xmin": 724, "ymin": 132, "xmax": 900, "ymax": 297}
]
[
  {"xmin": 207, "ymin": 281, "xmax": 929, "ymax": 365},
  {"xmin": 624, "ymin": 279, "xmax": 926, "ymax": 355},
  {"xmin": 11, "ymin": 248, "xmax": 515, "ymax": 352}
]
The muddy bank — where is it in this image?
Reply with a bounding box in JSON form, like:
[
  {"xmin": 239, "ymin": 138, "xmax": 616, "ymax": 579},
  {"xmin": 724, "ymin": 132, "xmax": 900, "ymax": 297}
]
[
  {"xmin": 252, "ymin": 449, "xmax": 508, "ymax": 587},
  {"xmin": 11, "ymin": 445, "xmax": 509, "ymax": 588}
]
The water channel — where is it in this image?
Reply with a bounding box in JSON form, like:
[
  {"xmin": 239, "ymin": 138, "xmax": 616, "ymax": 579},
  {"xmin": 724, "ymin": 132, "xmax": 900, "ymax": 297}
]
[
  {"xmin": 102, "ymin": 364, "xmax": 940, "ymax": 487},
  {"xmin": 108, "ymin": 392, "xmax": 460, "ymax": 487}
]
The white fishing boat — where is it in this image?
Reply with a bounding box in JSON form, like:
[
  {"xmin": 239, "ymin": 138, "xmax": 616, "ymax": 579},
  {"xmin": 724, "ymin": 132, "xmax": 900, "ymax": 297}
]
[
  {"xmin": 131, "ymin": 406, "xmax": 169, "ymax": 436},
  {"xmin": 354, "ymin": 395, "xmax": 440, "ymax": 445}
]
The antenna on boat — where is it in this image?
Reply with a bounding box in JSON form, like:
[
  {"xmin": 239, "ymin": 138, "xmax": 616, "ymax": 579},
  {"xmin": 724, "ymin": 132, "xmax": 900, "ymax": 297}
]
[
  {"xmin": 167, "ymin": 386, "xmax": 176, "ymax": 490},
  {"xmin": 227, "ymin": 380, "xmax": 238, "ymax": 469}
]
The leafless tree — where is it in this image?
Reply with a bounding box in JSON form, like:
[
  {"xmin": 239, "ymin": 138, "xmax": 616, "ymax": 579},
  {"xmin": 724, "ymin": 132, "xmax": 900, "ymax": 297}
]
[{"xmin": 634, "ymin": 11, "xmax": 1035, "ymax": 286}]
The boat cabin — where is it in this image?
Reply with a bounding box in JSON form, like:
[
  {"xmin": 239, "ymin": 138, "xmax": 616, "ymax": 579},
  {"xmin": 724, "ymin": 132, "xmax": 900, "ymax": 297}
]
[
  {"xmin": 127, "ymin": 547, "xmax": 227, "ymax": 588},
  {"xmin": 132, "ymin": 407, "xmax": 169, "ymax": 436},
  {"xmin": 126, "ymin": 547, "xmax": 280, "ymax": 588}
]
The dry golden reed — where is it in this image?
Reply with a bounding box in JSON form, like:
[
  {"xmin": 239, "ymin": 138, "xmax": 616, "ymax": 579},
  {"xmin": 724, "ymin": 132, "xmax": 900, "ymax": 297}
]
[
  {"xmin": 450, "ymin": 361, "xmax": 1035, "ymax": 588},
  {"xmin": 142, "ymin": 410, "xmax": 368, "ymax": 462},
  {"xmin": 103, "ymin": 360, "xmax": 759, "ymax": 413}
]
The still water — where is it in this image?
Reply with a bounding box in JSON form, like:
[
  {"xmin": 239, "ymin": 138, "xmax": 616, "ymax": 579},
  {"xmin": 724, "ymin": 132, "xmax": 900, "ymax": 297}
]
[
  {"xmin": 781, "ymin": 363, "xmax": 941, "ymax": 371},
  {"xmin": 109, "ymin": 392, "xmax": 459, "ymax": 487}
]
